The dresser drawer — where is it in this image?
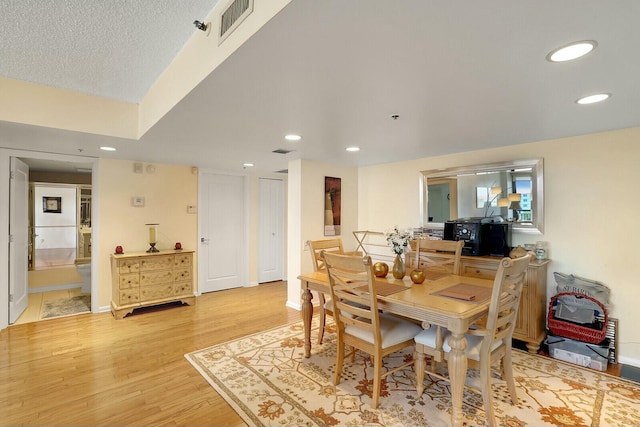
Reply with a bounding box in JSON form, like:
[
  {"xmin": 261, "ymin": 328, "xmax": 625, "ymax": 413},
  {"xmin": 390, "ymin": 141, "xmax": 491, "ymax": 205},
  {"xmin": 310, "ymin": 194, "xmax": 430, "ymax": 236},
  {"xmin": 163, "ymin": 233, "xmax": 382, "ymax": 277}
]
[
  {"xmin": 174, "ymin": 282, "xmax": 193, "ymax": 296},
  {"xmin": 140, "ymin": 255, "xmax": 174, "ymax": 271},
  {"xmin": 174, "ymin": 254, "xmax": 192, "ymax": 268},
  {"xmin": 140, "ymin": 270, "xmax": 174, "ymax": 286},
  {"xmin": 140, "ymin": 284, "xmax": 174, "ymax": 301},
  {"xmin": 118, "ymin": 260, "xmax": 140, "ymax": 274},
  {"xmin": 119, "ymin": 274, "xmax": 140, "ymax": 289},
  {"xmin": 119, "ymin": 289, "xmax": 140, "ymax": 305},
  {"xmin": 461, "ymin": 264, "xmax": 496, "ymax": 280},
  {"xmin": 173, "ymin": 268, "xmax": 192, "ymax": 283}
]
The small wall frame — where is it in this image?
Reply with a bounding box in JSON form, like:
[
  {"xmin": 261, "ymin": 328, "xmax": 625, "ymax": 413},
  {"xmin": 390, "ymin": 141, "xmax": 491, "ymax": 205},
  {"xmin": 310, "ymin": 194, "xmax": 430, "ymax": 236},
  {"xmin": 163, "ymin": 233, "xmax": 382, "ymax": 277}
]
[{"xmin": 43, "ymin": 196, "xmax": 62, "ymax": 213}]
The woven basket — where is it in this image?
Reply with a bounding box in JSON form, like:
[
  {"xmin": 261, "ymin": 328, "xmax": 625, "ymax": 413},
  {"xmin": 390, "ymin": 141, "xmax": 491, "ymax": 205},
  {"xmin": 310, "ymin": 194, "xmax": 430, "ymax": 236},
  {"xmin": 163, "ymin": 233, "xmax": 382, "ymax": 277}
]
[{"xmin": 547, "ymin": 292, "xmax": 608, "ymax": 344}]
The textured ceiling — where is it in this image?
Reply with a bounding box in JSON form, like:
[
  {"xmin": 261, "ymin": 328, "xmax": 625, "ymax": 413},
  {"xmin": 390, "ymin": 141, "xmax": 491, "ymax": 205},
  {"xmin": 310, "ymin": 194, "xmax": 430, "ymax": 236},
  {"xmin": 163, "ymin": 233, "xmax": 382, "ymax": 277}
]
[
  {"xmin": 0, "ymin": 0, "xmax": 220, "ymax": 103},
  {"xmin": 1, "ymin": 0, "xmax": 639, "ymax": 175}
]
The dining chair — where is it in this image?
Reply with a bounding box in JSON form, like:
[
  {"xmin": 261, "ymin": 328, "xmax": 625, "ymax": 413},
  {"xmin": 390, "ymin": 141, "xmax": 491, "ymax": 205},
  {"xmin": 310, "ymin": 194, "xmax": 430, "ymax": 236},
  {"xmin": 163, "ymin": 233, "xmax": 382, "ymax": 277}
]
[
  {"xmin": 413, "ymin": 253, "xmax": 531, "ymax": 427},
  {"xmin": 411, "ymin": 238, "xmax": 463, "ymax": 370},
  {"xmin": 322, "ymin": 251, "xmax": 422, "ymax": 408},
  {"xmin": 412, "ymin": 238, "xmax": 464, "ymax": 275},
  {"xmin": 307, "ymin": 238, "xmax": 360, "ymax": 344}
]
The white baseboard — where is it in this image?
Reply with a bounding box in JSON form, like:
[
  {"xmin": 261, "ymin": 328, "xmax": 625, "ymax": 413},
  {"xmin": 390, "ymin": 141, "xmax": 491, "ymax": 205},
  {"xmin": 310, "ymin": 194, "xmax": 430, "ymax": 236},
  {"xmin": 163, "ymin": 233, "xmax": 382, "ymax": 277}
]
[
  {"xmin": 618, "ymin": 355, "xmax": 640, "ymax": 368},
  {"xmin": 286, "ymin": 300, "xmax": 301, "ymax": 311},
  {"xmin": 244, "ymin": 281, "xmax": 259, "ymax": 287}
]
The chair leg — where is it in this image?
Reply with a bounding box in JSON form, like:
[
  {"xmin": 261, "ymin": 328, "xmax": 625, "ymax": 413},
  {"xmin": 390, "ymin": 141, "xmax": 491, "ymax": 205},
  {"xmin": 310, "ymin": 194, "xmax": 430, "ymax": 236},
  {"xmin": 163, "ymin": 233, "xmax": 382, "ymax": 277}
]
[
  {"xmin": 317, "ymin": 293, "xmax": 327, "ymax": 345},
  {"xmin": 372, "ymin": 355, "xmax": 382, "ymax": 408},
  {"xmin": 334, "ymin": 336, "xmax": 344, "ymax": 386},
  {"xmin": 414, "ymin": 350, "xmax": 427, "ymax": 396},
  {"xmin": 479, "ymin": 357, "xmax": 496, "ymax": 427},
  {"xmin": 502, "ymin": 349, "xmax": 518, "ymax": 404}
]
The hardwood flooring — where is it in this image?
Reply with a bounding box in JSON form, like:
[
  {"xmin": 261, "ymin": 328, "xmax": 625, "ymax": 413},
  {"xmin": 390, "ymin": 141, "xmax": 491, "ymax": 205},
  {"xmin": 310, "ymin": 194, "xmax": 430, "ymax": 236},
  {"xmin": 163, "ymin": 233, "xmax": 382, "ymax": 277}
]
[
  {"xmin": 0, "ymin": 280, "xmax": 623, "ymax": 426},
  {"xmin": 0, "ymin": 281, "xmax": 299, "ymax": 426}
]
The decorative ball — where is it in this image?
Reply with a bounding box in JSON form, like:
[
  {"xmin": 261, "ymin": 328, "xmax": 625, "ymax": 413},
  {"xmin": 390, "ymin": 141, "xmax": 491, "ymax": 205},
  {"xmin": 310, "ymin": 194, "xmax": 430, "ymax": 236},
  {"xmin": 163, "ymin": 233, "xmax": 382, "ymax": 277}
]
[
  {"xmin": 175, "ymin": 242, "xmax": 182, "ymax": 250},
  {"xmin": 373, "ymin": 262, "xmax": 389, "ymax": 278},
  {"xmin": 115, "ymin": 245, "xmax": 124, "ymax": 254},
  {"xmin": 410, "ymin": 269, "xmax": 426, "ymax": 284}
]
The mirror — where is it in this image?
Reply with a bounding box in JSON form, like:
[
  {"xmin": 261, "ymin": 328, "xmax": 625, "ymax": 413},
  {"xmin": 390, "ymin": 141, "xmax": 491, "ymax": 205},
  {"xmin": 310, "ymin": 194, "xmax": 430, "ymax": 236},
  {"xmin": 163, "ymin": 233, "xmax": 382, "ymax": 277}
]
[{"xmin": 421, "ymin": 159, "xmax": 544, "ymax": 233}]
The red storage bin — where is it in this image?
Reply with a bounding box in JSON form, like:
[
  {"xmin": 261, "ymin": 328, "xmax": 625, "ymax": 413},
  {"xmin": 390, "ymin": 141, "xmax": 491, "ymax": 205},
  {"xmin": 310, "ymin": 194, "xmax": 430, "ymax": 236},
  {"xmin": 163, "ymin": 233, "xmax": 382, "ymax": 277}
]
[{"xmin": 547, "ymin": 292, "xmax": 608, "ymax": 344}]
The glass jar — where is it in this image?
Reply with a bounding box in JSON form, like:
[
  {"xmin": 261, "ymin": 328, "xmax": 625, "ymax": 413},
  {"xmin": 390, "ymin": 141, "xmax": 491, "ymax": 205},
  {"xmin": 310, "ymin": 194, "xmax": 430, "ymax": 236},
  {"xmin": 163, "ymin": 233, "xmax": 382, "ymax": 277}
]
[{"xmin": 535, "ymin": 241, "xmax": 547, "ymax": 260}]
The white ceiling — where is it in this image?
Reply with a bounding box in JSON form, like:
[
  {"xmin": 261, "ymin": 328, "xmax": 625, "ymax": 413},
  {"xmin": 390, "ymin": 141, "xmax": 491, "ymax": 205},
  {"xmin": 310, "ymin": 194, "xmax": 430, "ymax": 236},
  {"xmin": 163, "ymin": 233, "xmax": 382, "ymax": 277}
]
[{"xmin": 1, "ymin": 0, "xmax": 639, "ymax": 174}]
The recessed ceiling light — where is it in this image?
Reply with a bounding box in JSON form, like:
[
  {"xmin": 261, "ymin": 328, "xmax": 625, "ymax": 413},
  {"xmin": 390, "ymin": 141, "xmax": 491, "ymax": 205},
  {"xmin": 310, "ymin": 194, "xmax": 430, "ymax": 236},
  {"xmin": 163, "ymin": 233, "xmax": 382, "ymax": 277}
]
[
  {"xmin": 285, "ymin": 134, "xmax": 302, "ymax": 141},
  {"xmin": 576, "ymin": 93, "xmax": 610, "ymax": 104},
  {"xmin": 100, "ymin": 146, "xmax": 116, "ymax": 151},
  {"xmin": 546, "ymin": 40, "xmax": 597, "ymax": 62},
  {"xmin": 346, "ymin": 146, "xmax": 360, "ymax": 152},
  {"xmin": 243, "ymin": 163, "xmax": 254, "ymax": 167}
]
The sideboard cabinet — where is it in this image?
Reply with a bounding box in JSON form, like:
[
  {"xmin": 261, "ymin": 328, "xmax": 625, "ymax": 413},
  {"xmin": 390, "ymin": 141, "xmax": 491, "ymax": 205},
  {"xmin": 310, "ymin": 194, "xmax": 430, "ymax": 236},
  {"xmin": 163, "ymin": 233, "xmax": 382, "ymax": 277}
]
[
  {"xmin": 110, "ymin": 250, "xmax": 195, "ymax": 319},
  {"xmin": 406, "ymin": 251, "xmax": 550, "ymax": 353}
]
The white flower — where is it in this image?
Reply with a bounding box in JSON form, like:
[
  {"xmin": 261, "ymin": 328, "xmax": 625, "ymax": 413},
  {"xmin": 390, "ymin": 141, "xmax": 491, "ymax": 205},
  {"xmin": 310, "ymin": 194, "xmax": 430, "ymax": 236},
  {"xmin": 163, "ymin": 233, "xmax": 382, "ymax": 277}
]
[{"xmin": 385, "ymin": 226, "xmax": 412, "ymax": 255}]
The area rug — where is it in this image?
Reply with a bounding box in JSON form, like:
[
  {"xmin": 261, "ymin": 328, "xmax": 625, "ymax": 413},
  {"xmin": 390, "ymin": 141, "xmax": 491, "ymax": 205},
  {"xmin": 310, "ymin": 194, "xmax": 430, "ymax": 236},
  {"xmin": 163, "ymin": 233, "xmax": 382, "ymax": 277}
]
[
  {"xmin": 185, "ymin": 320, "xmax": 640, "ymax": 427},
  {"xmin": 40, "ymin": 294, "xmax": 91, "ymax": 319}
]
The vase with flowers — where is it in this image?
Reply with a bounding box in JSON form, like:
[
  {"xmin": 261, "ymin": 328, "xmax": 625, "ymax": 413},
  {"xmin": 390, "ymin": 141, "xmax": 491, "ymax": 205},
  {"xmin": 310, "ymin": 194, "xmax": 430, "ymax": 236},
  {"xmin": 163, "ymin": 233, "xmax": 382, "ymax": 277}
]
[{"xmin": 385, "ymin": 226, "xmax": 412, "ymax": 279}]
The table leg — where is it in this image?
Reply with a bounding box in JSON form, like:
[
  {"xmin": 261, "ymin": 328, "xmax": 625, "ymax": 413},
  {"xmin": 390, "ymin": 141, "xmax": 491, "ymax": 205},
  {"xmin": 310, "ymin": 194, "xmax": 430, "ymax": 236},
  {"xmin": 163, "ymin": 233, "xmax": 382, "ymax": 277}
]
[
  {"xmin": 447, "ymin": 331, "xmax": 468, "ymax": 427},
  {"xmin": 301, "ymin": 284, "xmax": 314, "ymax": 358}
]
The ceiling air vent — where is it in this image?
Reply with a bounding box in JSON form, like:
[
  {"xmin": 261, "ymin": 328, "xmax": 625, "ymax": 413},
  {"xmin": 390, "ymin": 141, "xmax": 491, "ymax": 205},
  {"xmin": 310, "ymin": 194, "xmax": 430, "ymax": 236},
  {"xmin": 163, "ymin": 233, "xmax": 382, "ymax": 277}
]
[
  {"xmin": 275, "ymin": 169, "xmax": 288, "ymax": 174},
  {"xmin": 272, "ymin": 149, "xmax": 292, "ymax": 155},
  {"xmin": 218, "ymin": 0, "xmax": 254, "ymax": 44}
]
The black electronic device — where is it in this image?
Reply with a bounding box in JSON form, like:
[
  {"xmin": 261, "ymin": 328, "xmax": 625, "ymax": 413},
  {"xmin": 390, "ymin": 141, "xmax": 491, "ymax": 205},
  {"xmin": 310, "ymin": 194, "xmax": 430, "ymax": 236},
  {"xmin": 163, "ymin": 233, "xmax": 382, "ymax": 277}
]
[
  {"xmin": 443, "ymin": 218, "xmax": 489, "ymax": 256},
  {"xmin": 480, "ymin": 222, "xmax": 512, "ymax": 257}
]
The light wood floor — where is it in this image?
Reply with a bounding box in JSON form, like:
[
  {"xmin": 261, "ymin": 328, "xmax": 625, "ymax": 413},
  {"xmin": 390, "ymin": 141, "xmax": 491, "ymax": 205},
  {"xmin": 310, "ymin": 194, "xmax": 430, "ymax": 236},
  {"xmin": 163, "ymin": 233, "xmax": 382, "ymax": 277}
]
[{"xmin": 0, "ymin": 281, "xmax": 299, "ymax": 426}]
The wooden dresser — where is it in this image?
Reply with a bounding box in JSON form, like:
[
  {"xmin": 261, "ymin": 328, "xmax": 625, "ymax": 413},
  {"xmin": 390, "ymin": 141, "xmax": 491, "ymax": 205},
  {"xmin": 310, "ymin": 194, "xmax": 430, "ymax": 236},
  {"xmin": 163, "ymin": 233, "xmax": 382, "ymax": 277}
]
[
  {"xmin": 406, "ymin": 251, "xmax": 550, "ymax": 353},
  {"xmin": 110, "ymin": 250, "xmax": 195, "ymax": 319}
]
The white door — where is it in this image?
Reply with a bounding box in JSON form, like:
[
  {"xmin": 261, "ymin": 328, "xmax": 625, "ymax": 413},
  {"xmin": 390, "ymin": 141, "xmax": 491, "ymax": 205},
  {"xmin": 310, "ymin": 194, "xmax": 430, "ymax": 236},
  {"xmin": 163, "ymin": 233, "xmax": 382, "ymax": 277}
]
[
  {"xmin": 258, "ymin": 178, "xmax": 284, "ymax": 283},
  {"xmin": 198, "ymin": 172, "xmax": 246, "ymax": 293},
  {"xmin": 9, "ymin": 158, "xmax": 29, "ymax": 323}
]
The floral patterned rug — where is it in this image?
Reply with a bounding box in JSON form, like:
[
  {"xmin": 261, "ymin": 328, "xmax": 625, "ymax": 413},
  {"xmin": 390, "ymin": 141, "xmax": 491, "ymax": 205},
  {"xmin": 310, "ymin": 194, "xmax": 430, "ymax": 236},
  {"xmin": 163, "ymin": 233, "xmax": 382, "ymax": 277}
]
[
  {"xmin": 40, "ymin": 294, "xmax": 91, "ymax": 319},
  {"xmin": 185, "ymin": 320, "xmax": 640, "ymax": 426}
]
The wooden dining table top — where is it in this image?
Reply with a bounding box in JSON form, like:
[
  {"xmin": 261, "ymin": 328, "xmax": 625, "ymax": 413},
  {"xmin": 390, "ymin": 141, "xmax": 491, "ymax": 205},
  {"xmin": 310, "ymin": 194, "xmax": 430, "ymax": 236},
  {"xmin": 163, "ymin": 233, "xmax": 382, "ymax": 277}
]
[{"xmin": 298, "ymin": 270, "xmax": 495, "ymax": 325}]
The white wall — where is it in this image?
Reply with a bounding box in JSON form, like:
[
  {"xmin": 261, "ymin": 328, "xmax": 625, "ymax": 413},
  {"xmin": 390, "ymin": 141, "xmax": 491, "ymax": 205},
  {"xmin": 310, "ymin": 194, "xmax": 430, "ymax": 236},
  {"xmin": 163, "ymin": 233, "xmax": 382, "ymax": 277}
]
[
  {"xmin": 357, "ymin": 126, "xmax": 640, "ymax": 366},
  {"xmin": 33, "ymin": 186, "xmax": 77, "ymax": 249},
  {"xmin": 287, "ymin": 159, "xmax": 359, "ymax": 310}
]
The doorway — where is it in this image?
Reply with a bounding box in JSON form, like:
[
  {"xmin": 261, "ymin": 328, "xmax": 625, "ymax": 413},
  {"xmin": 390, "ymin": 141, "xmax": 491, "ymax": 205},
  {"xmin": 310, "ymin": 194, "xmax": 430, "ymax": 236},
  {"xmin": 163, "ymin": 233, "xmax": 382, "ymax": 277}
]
[
  {"xmin": 12, "ymin": 159, "xmax": 93, "ymax": 324},
  {"xmin": 258, "ymin": 178, "xmax": 284, "ymax": 283}
]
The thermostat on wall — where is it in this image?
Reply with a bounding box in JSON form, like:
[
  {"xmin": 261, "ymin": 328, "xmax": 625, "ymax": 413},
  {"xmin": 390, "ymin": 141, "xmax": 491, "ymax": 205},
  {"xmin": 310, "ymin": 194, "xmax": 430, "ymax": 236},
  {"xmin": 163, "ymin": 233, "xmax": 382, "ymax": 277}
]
[{"xmin": 132, "ymin": 196, "xmax": 145, "ymax": 207}]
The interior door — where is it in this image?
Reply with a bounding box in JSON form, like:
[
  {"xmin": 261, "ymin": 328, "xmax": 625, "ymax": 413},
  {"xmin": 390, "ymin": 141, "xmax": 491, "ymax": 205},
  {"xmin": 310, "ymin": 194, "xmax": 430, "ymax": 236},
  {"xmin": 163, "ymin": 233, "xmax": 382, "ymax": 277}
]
[
  {"xmin": 258, "ymin": 178, "xmax": 284, "ymax": 283},
  {"xmin": 198, "ymin": 172, "xmax": 246, "ymax": 293},
  {"xmin": 9, "ymin": 158, "xmax": 29, "ymax": 323}
]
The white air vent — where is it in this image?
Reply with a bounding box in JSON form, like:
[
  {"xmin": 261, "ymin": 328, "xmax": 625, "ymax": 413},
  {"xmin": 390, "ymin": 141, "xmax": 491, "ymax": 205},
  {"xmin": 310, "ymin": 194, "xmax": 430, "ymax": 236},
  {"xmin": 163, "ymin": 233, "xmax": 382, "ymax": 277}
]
[{"xmin": 218, "ymin": 0, "xmax": 254, "ymax": 44}]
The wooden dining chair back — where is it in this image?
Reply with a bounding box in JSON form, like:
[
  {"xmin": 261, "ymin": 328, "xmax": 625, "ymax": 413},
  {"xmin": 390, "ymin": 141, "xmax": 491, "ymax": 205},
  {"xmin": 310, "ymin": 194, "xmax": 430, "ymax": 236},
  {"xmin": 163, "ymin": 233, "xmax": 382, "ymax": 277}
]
[
  {"xmin": 307, "ymin": 238, "xmax": 362, "ymax": 344},
  {"xmin": 322, "ymin": 251, "xmax": 422, "ymax": 408},
  {"xmin": 413, "ymin": 253, "xmax": 531, "ymax": 427},
  {"xmin": 308, "ymin": 238, "xmax": 345, "ymax": 272},
  {"xmin": 413, "ymin": 238, "xmax": 463, "ymax": 275}
]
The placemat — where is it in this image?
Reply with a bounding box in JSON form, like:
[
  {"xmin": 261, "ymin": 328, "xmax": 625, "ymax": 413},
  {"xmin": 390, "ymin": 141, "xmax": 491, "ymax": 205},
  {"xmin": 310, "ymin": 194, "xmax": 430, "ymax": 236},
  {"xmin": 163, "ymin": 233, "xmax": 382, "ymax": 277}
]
[
  {"xmin": 432, "ymin": 283, "xmax": 493, "ymax": 303},
  {"xmin": 423, "ymin": 270, "xmax": 450, "ymax": 281}
]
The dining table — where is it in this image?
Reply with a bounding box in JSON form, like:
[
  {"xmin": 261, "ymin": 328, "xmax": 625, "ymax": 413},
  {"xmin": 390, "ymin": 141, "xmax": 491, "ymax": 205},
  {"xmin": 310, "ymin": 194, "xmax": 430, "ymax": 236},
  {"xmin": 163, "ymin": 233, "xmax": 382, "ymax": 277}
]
[{"xmin": 298, "ymin": 269, "xmax": 495, "ymax": 427}]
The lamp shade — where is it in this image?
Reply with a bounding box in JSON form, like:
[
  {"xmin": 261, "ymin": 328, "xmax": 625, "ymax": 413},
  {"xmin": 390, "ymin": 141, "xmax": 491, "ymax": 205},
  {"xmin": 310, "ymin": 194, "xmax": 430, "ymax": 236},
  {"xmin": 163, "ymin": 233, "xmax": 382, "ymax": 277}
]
[
  {"xmin": 510, "ymin": 201, "xmax": 523, "ymax": 211},
  {"xmin": 491, "ymin": 186, "xmax": 502, "ymax": 195},
  {"xmin": 508, "ymin": 193, "xmax": 521, "ymax": 202},
  {"xmin": 497, "ymin": 198, "xmax": 510, "ymax": 207}
]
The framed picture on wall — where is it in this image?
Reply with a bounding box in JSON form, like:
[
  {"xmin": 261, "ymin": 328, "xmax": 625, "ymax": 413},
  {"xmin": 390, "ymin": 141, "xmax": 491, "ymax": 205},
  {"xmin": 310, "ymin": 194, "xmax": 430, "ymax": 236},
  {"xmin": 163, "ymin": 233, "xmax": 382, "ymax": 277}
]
[
  {"xmin": 324, "ymin": 177, "xmax": 341, "ymax": 236},
  {"xmin": 43, "ymin": 196, "xmax": 62, "ymax": 213}
]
